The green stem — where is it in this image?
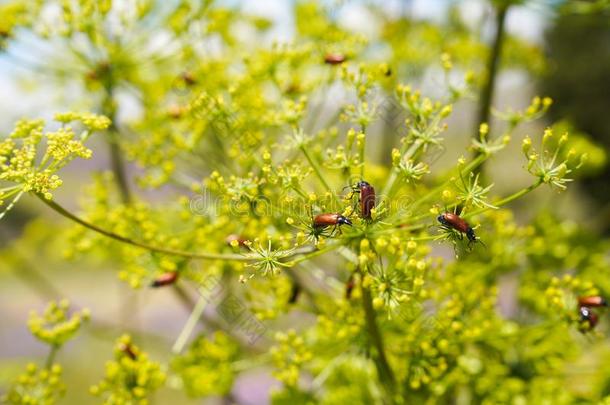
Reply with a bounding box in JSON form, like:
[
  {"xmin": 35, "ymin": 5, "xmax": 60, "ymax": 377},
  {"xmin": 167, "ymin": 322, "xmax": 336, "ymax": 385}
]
[
  {"xmin": 103, "ymin": 85, "xmax": 132, "ymax": 204},
  {"xmin": 416, "ymin": 154, "xmax": 487, "ymax": 209},
  {"xmin": 108, "ymin": 135, "xmax": 132, "ymax": 204},
  {"xmin": 361, "ymin": 273, "xmax": 396, "ymax": 395},
  {"xmin": 36, "ymin": 194, "xmax": 314, "ymax": 261},
  {"xmin": 287, "ymin": 243, "xmax": 340, "ymax": 266},
  {"xmin": 381, "ymin": 139, "xmax": 423, "ymax": 201},
  {"xmin": 359, "ymin": 131, "xmax": 366, "ymax": 179},
  {"xmin": 299, "ymin": 145, "xmax": 338, "ymax": 205},
  {"xmin": 474, "ymin": 2, "xmax": 509, "ymax": 161},
  {"xmin": 45, "ymin": 344, "xmax": 59, "ymax": 369},
  {"xmin": 465, "ymin": 178, "xmax": 543, "ymax": 218},
  {"xmin": 379, "ymin": 178, "xmax": 544, "ymax": 235},
  {"xmin": 382, "ymin": 154, "xmax": 488, "ymax": 227},
  {"xmin": 172, "ymin": 293, "xmax": 208, "ymax": 354}
]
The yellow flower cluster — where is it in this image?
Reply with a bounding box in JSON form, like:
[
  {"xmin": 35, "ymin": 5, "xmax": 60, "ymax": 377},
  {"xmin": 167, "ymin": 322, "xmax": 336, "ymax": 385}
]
[
  {"xmin": 28, "ymin": 299, "xmax": 90, "ymax": 346},
  {"xmin": 3, "ymin": 363, "xmax": 65, "ymax": 405},
  {"xmin": 90, "ymin": 335, "xmax": 166, "ymax": 405},
  {"xmin": 271, "ymin": 329, "xmax": 313, "ymax": 387}
]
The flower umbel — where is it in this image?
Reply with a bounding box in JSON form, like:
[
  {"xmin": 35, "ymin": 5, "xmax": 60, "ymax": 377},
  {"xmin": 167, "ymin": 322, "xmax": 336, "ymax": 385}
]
[
  {"xmin": 245, "ymin": 240, "xmax": 296, "ymax": 276},
  {"xmin": 523, "ymin": 128, "xmax": 587, "ymax": 190}
]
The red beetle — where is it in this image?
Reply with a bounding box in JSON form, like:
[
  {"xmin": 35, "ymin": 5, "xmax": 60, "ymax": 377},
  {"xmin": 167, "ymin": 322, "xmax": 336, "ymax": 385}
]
[
  {"xmin": 311, "ymin": 213, "xmax": 352, "ymax": 239},
  {"xmin": 324, "ymin": 53, "xmax": 346, "ymax": 65},
  {"xmin": 578, "ymin": 296, "xmax": 607, "ymax": 308},
  {"xmin": 313, "ymin": 213, "xmax": 352, "ymax": 228},
  {"xmin": 357, "ymin": 181, "xmax": 376, "ymax": 220},
  {"xmin": 437, "ymin": 212, "xmax": 477, "ymax": 244},
  {"xmin": 345, "ymin": 180, "xmax": 376, "ymax": 220},
  {"xmin": 150, "ymin": 272, "xmax": 178, "ymax": 288}
]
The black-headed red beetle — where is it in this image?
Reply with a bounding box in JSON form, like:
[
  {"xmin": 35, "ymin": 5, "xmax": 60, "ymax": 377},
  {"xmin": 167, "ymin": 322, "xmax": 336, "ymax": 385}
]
[
  {"xmin": 437, "ymin": 212, "xmax": 479, "ymax": 245},
  {"xmin": 150, "ymin": 272, "xmax": 178, "ymax": 288}
]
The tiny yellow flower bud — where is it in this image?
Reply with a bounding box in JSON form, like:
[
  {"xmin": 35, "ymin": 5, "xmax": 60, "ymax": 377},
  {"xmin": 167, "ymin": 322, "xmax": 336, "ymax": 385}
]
[
  {"xmin": 440, "ymin": 105, "xmax": 452, "ymax": 118},
  {"xmin": 392, "ymin": 148, "xmax": 401, "ymax": 166},
  {"xmin": 441, "ymin": 189, "xmax": 454, "ymax": 204},
  {"xmin": 522, "ymin": 136, "xmax": 532, "ymax": 155},
  {"xmin": 362, "ymin": 275, "xmax": 373, "ymax": 288},
  {"xmin": 360, "ymin": 239, "xmax": 370, "ymax": 251},
  {"xmin": 479, "ymin": 123, "xmax": 489, "ymax": 138},
  {"xmin": 372, "ymin": 297, "xmax": 384, "ymax": 309}
]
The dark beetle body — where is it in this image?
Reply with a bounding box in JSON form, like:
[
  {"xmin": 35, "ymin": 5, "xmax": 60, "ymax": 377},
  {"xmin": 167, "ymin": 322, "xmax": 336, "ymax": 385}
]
[
  {"xmin": 313, "ymin": 213, "xmax": 352, "ymax": 228},
  {"xmin": 437, "ymin": 212, "xmax": 476, "ymax": 242},
  {"xmin": 119, "ymin": 342, "xmax": 137, "ymax": 360},
  {"xmin": 579, "ymin": 306, "xmax": 599, "ymax": 330},
  {"xmin": 151, "ymin": 272, "xmax": 178, "ymax": 288},
  {"xmin": 324, "ymin": 53, "xmax": 346, "ymax": 65},
  {"xmin": 578, "ymin": 296, "xmax": 607, "ymax": 308},
  {"xmin": 356, "ymin": 181, "xmax": 376, "ymax": 220}
]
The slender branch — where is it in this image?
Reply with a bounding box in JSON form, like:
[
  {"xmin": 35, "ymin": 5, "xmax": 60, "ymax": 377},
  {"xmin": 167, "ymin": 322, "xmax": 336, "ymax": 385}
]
[
  {"xmin": 359, "ymin": 130, "xmax": 366, "ymax": 179},
  {"xmin": 381, "ymin": 153, "xmax": 488, "ymax": 227},
  {"xmin": 381, "ymin": 139, "xmax": 423, "ymax": 201},
  {"xmin": 299, "ymin": 145, "xmax": 340, "ymax": 205},
  {"xmin": 360, "ymin": 271, "xmax": 396, "ymax": 395},
  {"xmin": 37, "ymin": 194, "xmax": 315, "ymax": 261},
  {"xmin": 45, "ymin": 344, "xmax": 59, "ymax": 369},
  {"xmin": 465, "ymin": 178, "xmax": 543, "ymax": 218},
  {"xmin": 172, "ymin": 293, "xmax": 208, "ymax": 354},
  {"xmin": 412, "ymin": 154, "xmax": 488, "ymax": 211},
  {"xmin": 108, "ymin": 134, "xmax": 132, "ymax": 204},
  {"xmin": 37, "ymin": 193, "xmax": 327, "ymax": 264},
  {"xmin": 102, "ymin": 59, "xmax": 132, "ymax": 204},
  {"xmin": 172, "ymin": 284, "xmax": 197, "ymax": 312},
  {"xmin": 378, "ymin": 178, "xmax": 544, "ymax": 236},
  {"xmin": 474, "ymin": 2, "xmax": 509, "ymax": 160},
  {"xmin": 287, "ymin": 243, "xmax": 340, "ymax": 266}
]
